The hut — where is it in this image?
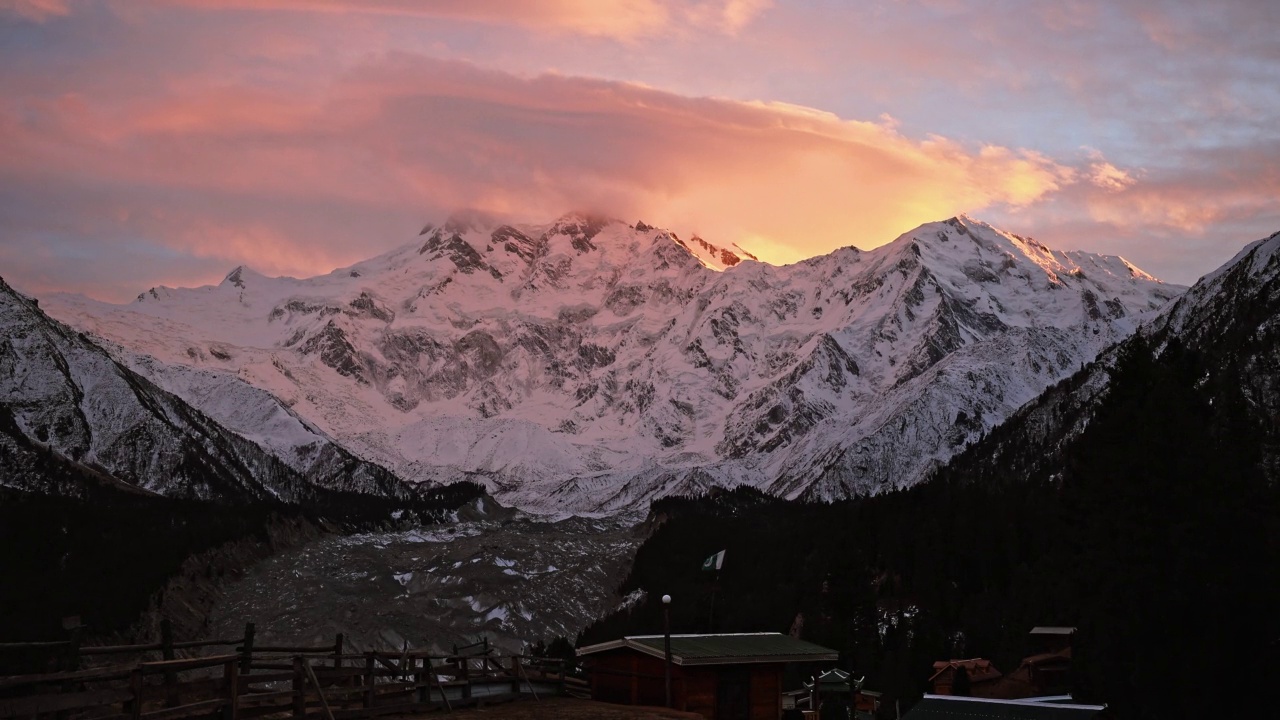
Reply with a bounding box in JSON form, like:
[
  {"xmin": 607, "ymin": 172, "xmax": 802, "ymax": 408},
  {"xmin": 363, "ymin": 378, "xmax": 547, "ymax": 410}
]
[
  {"xmin": 928, "ymin": 658, "xmax": 1003, "ymax": 696},
  {"xmin": 578, "ymin": 632, "xmax": 839, "ymax": 719}
]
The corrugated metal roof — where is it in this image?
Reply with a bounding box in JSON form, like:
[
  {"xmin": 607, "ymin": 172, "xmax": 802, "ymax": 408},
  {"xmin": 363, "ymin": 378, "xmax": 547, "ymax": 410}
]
[
  {"xmin": 578, "ymin": 632, "xmax": 839, "ymax": 666},
  {"xmin": 1030, "ymin": 626, "xmax": 1077, "ymax": 635},
  {"xmin": 903, "ymin": 696, "xmax": 1103, "ymax": 720}
]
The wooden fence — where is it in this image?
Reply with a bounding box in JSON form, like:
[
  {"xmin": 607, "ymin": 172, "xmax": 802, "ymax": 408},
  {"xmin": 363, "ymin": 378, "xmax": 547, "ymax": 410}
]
[{"xmin": 0, "ymin": 623, "xmax": 568, "ymax": 719}]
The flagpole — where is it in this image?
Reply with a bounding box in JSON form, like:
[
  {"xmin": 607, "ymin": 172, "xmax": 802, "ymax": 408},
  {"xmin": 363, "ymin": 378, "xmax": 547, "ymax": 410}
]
[
  {"xmin": 709, "ymin": 571, "xmax": 718, "ymax": 632},
  {"xmin": 702, "ymin": 549, "xmax": 726, "ymax": 633},
  {"xmin": 662, "ymin": 594, "xmax": 672, "ymax": 708}
]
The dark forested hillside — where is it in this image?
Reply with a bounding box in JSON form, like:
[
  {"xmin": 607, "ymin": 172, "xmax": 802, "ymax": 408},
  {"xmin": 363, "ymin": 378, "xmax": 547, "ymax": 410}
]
[
  {"xmin": 580, "ymin": 234, "xmax": 1280, "ymax": 719},
  {"xmin": 0, "ymin": 462, "xmax": 483, "ymax": 641}
]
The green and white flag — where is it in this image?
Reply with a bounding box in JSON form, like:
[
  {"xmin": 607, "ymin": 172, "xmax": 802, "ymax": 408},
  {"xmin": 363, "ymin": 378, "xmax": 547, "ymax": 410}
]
[{"xmin": 702, "ymin": 549, "xmax": 726, "ymax": 571}]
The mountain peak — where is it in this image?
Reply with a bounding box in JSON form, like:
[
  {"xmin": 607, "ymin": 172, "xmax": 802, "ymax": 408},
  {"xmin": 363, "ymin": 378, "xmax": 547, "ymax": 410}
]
[
  {"xmin": 545, "ymin": 211, "xmax": 618, "ymax": 239},
  {"xmin": 442, "ymin": 209, "xmax": 499, "ymax": 235},
  {"xmin": 675, "ymin": 234, "xmax": 754, "ymax": 270},
  {"xmin": 221, "ymin": 265, "xmax": 266, "ymax": 289},
  {"xmin": 37, "ymin": 210, "xmax": 1185, "ymax": 513}
]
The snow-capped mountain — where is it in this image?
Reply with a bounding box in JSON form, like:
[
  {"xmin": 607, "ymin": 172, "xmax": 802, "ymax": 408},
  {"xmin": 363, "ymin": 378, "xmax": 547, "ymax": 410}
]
[
  {"xmin": 0, "ymin": 276, "xmax": 411, "ymax": 502},
  {"xmin": 936, "ymin": 228, "xmax": 1280, "ymax": 487},
  {"xmin": 41, "ymin": 212, "xmax": 1182, "ymax": 511}
]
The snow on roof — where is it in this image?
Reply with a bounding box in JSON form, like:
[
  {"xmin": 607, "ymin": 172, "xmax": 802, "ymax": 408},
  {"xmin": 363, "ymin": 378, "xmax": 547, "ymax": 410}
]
[
  {"xmin": 1030, "ymin": 626, "xmax": 1077, "ymax": 635},
  {"xmin": 578, "ymin": 632, "xmax": 839, "ymax": 666}
]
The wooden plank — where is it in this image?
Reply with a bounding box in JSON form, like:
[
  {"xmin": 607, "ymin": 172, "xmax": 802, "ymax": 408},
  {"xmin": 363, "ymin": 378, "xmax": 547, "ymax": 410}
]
[
  {"xmin": 304, "ymin": 686, "xmax": 371, "ymax": 699},
  {"xmin": 0, "ymin": 640, "xmax": 71, "ymax": 650},
  {"xmin": 139, "ymin": 698, "xmax": 226, "ymax": 720},
  {"xmin": 238, "ymin": 671, "xmax": 295, "ymax": 685},
  {"xmin": 0, "ymin": 664, "xmax": 135, "ymax": 689},
  {"xmin": 170, "ymin": 639, "xmax": 241, "ymax": 651},
  {"xmin": 235, "ymin": 686, "xmax": 294, "ymax": 696},
  {"xmin": 160, "ymin": 620, "xmax": 177, "ymax": 707},
  {"xmin": 0, "ymin": 688, "xmax": 132, "ymax": 716},
  {"xmin": 372, "ymin": 656, "xmax": 401, "ymax": 677},
  {"xmin": 128, "ymin": 668, "xmax": 143, "ymax": 720},
  {"xmin": 245, "ymin": 646, "xmax": 334, "ymax": 654},
  {"xmin": 81, "ymin": 644, "xmax": 164, "ymax": 656},
  {"xmin": 291, "ymin": 658, "xmax": 305, "ymax": 720},
  {"xmin": 302, "ymin": 662, "xmax": 334, "ymax": 720},
  {"xmin": 309, "ymin": 666, "xmax": 366, "ymax": 676},
  {"xmin": 239, "ymin": 623, "xmax": 255, "ymax": 675},
  {"xmin": 141, "ymin": 655, "xmax": 238, "ymax": 674},
  {"xmin": 140, "ymin": 677, "xmax": 225, "ymax": 701},
  {"xmin": 238, "ymin": 703, "xmax": 295, "ymax": 720},
  {"xmin": 223, "ymin": 659, "xmax": 239, "ymax": 720}
]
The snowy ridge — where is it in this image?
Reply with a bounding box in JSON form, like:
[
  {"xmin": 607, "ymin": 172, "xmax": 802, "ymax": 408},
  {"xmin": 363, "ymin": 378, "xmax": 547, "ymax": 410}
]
[
  {"xmin": 927, "ymin": 226, "xmax": 1280, "ymax": 491},
  {"xmin": 41, "ymin": 213, "xmax": 1183, "ymax": 511},
  {"xmin": 0, "ymin": 276, "xmax": 408, "ymax": 501}
]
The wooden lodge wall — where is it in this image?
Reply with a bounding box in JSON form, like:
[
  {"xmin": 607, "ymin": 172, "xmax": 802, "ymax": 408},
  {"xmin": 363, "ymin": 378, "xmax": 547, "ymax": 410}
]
[
  {"xmin": 586, "ymin": 650, "xmax": 780, "ymax": 720},
  {"xmin": 0, "ymin": 622, "xmax": 572, "ymax": 720}
]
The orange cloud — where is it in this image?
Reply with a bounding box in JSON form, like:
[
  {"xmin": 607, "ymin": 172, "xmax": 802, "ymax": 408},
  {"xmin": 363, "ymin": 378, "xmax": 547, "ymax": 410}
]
[
  {"xmin": 0, "ymin": 0, "xmax": 68, "ymax": 21},
  {"xmin": 145, "ymin": 0, "xmax": 771, "ymax": 39},
  {"xmin": 0, "ymin": 55, "xmax": 1140, "ymax": 296}
]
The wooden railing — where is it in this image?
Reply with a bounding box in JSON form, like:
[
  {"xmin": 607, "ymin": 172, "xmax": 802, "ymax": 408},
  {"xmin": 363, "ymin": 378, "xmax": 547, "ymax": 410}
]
[{"xmin": 0, "ymin": 624, "xmax": 567, "ymax": 719}]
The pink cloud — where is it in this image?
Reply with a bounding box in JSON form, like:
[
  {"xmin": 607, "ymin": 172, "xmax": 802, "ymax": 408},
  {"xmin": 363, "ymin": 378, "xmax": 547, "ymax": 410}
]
[
  {"xmin": 0, "ymin": 54, "xmax": 1102, "ymax": 296},
  {"xmin": 3, "ymin": 1, "xmax": 1277, "ymax": 298},
  {"xmin": 0, "ymin": 0, "xmax": 68, "ymax": 21},
  {"xmin": 143, "ymin": 0, "xmax": 771, "ymax": 39}
]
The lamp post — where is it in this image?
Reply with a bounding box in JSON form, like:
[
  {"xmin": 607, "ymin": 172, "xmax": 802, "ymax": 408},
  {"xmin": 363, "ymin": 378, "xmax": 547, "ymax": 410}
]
[{"xmin": 662, "ymin": 594, "xmax": 672, "ymax": 708}]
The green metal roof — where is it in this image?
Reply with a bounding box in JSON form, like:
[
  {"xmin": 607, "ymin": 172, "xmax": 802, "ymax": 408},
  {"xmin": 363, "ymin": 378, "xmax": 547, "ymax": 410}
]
[
  {"xmin": 578, "ymin": 633, "xmax": 839, "ymax": 666},
  {"xmin": 902, "ymin": 696, "xmax": 1104, "ymax": 720}
]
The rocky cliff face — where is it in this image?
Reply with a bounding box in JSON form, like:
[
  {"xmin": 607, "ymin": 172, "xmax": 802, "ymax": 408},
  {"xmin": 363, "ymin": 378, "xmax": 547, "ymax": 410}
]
[
  {"xmin": 0, "ymin": 277, "xmax": 410, "ymax": 502},
  {"xmin": 934, "ymin": 228, "xmax": 1280, "ymax": 487},
  {"xmin": 41, "ymin": 213, "xmax": 1182, "ymax": 511}
]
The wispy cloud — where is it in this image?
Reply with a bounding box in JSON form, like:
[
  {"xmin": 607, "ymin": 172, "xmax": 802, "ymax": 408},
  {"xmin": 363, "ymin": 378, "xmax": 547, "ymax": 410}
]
[
  {"xmin": 1, "ymin": 0, "xmax": 1277, "ymax": 299},
  {"xmin": 0, "ymin": 0, "xmax": 69, "ymax": 21},
  {"xmin": 0, "ymin": 51, "xmax": 1127, "ymax": 300},
  {"xmin": 140, "ymin": 0, "xmax": 772, "ymax": 39}
]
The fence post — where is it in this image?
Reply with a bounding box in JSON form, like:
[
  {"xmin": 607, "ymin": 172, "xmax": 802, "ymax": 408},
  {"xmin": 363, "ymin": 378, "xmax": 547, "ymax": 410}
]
[
  {"xmin": 240, "ymin": 623, "xmax": 256, "ymax": 673},
  {"xmin": 223, "ymin": 658, "xmax": 240, "ymax": 720},
  {"xmin": 62, "ymin": 616, "xmax": 83, "ymax": 672},
  {"xmin": 292, "ymin": 657, "xmax": 305, "ymax": 720},
  {"xmin": 129, "ymin": 667, "xmax": 144, "ymax": 720},
  {"xmin": 332, "ymin": 634, "xmax": 343, "ymax": 669},
  {"xmin": 414, "ymin": 656, "xmax": 426, "ymax": 704},
  {"xmin": 363, "ymin": 652, "xmax": 376, "ymax": 709},
  {"xmin": 460, "ymin": 656, "xmax": 471, "ymax": 701},
  {"xmin": 161, "ymin": 619, "xmax": 178, "ymax": 707}
]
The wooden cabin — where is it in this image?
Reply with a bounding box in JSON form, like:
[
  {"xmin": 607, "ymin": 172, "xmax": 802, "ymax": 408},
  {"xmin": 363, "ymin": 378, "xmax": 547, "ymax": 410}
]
[
  {"xmin": 929, "ymin": 627, "xmax": 1077, "ymax": 700},
  {"xmin": 996, "ymin": 627, "xmax": 1075, "ymax": 697},
  {"xmin": 578, "ymin": 632, "xmax": 839, "ymax": 720},
  {"xmin": 928, "ymin": 658, "xmax": 1003, "ymax": 697}
]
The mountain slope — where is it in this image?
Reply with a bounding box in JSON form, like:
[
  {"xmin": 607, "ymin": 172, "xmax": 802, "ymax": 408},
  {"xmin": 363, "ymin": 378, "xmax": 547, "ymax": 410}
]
[
  {"xmin": 41, "ymin": 214, "xmax": 1182, "ymax": 511},
  {"xmin": 0, "ymin": 277, "xmax": 410, "ymax": 502},
  {"xmin": 934, "ymin": 228, "xmax": 1280, "ymax": 487}
]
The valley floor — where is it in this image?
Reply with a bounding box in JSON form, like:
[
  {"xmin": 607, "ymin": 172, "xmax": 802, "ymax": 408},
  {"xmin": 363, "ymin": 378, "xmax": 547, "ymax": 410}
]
[{"xmin": 207, "ymin": 513, "xmax": 644, "ymax": 654}]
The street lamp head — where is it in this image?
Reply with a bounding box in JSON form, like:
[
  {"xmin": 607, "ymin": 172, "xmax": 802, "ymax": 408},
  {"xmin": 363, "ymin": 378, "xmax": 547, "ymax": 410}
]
[{"xmin": 662, "ymin": 594, "xmax": 672, "ymax": 605}]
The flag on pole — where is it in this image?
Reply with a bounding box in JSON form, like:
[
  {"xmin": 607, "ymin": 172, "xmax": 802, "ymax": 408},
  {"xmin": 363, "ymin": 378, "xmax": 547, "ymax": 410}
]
[{"xmin": 701, "ymin": 549, "xmax": 726, "ymax": 571}]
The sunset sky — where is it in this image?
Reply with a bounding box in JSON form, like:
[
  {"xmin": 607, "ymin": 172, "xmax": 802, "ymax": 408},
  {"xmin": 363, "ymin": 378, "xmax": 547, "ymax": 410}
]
[{"xmin": 2, "ymin": 0, "xmax": 1278, "ymax": 301}]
